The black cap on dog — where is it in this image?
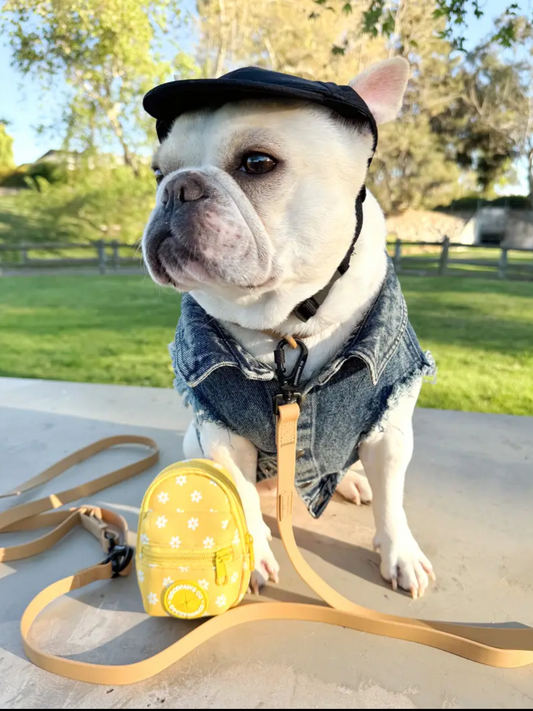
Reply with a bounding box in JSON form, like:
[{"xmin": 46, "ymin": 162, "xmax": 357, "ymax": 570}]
[{"xmin": 143, "ymin": 66, "xmax": 378, "ymax": 152}]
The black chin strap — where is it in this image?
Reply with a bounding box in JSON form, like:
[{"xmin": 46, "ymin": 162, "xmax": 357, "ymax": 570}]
[{"xmin": 292, "ymin": 185, "xmax": 367, "ymax": 323}]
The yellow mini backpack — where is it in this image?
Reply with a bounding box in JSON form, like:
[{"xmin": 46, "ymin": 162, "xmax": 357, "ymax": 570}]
[{"xmin": 136, "ymin": 459, "xmax": 254, "ymax": 619}]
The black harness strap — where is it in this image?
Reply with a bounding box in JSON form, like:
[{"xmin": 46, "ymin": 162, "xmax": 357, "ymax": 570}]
[{"xmin": 293, "ymin": 185, "xmax": 367, "ymax": 323}]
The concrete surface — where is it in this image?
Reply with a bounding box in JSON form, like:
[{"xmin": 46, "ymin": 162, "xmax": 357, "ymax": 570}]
[{"xmin": 0, "ymin": 377, "xmax": 532, "ymax": 709}]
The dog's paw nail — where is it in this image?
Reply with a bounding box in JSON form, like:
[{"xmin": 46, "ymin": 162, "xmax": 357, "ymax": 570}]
[
  {"xmin": 265, "ymin": 562, "xmax": 280, "ymax": 584},
  {"xmin": 391, "ymin": 577, "xmax": 398, "ymax": 592}
]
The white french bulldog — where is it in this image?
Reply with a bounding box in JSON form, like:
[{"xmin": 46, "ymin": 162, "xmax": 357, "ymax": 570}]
[{"xmin": 142, "ymin": 58, "xmax": 435, "ymax": 599}]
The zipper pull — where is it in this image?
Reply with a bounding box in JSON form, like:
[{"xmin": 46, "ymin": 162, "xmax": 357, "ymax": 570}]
[
  {"xmin": 215, "ymin": 551, "xmax": 230, "ymax": 586},
  {"xmin": 247, "ymin": 533, "xmax": 255, "ymax": 572}
]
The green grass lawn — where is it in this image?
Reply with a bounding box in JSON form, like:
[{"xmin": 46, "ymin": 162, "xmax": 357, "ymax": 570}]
[{"xmin": 0, "ymin": 274, "xmax": 532, "ymax": 416}]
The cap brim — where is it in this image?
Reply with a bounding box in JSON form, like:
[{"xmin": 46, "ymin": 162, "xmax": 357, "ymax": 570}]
[{"xmin": 143, "ymin": 78, "xmax": 376, "ymax": 143}]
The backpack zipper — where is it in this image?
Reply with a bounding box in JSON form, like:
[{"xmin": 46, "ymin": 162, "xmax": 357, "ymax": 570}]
[{"xmin": 142, "ymin": 545, "xmax": 234, "ymax": 586}]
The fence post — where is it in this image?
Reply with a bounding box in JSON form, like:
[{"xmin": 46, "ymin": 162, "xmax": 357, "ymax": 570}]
[
  {"xmin": 393, "ymin": 238, "xmax": 402, "ymax": 273},
  {"xmin": 97, "ymin": 240, "xmax": 107, "ymax": 274},
  {"xmin": 112, "ymin": 240, "xmax": 119, "ymax": 271},
  {"xmin": 438, "ymin": 236, "xmax": 450, "ymax": 276},
  {"xmin": 498, "ymin": 247, "xmax": 508, "ymax": 279}
]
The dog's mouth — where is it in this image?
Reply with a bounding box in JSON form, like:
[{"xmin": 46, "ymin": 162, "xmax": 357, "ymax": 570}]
[
  {"xmin": 148, "ymin": 234, "xmax": 202, "ymax": 288},
  {"xmin": 149, "ymin": 233, "xmax": 276, "ymax": 293}
]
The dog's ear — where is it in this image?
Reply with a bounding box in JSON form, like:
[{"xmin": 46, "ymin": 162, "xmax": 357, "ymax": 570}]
[{"xmin": 349, "ymin": 57, "xmax": 410, "ymax": 125}]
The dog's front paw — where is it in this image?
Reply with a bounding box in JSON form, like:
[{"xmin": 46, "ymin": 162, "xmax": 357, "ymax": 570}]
[
  {"xmin": 249, "ymin": 536, "xmax": 280, "ymax": 594},
  {"xmin": 336, "ymin": 468, "xmax": 373, "ymax": 506},
  {"xmin": 374, "ymin": 530, "xmax": 435, "ymax": 599}
]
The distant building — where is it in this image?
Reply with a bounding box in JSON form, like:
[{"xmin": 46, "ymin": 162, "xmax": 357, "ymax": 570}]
[
  {"xmin": 33, "ymin": 150, "xmax": 127, "ymax": 171},
  {"xmin": 34, "ymin": 149, "xmax": 89, "ymax": 170},
  {"xmin": 387, "ymin": 205, "xmax": 533, "ymax": 249}
]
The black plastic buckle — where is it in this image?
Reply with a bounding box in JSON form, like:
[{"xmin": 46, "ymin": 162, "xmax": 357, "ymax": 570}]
[
  {"xmin": 103, "ymin": 543, "xmax": 134, "ymax": 578},
  {"xmin": 273, "ymin": 338, "xmax": 308, "ymax": 414}
]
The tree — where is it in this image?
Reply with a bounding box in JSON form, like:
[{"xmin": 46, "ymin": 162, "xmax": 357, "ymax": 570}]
[
  {"xmin": 319, "ymin": 0, "xmax": 527, "ymax": 51},
  {"xmin": 195, "ymin": 0, "xmax": 379, "ymax": 81},
  {"xmin": 2, "ymin": 1, "xmax": 195, "ymax": 174},
  {"xmin": 195, "ymin": 0, "xmax": 486, "ymax": 212},
  {"xmin": 420, "ymin": 13, "xmax": 533, "ymax": 202},
  {"xmin": 0, "ymin": 122, "xmax": 15, "ymax": 174}
]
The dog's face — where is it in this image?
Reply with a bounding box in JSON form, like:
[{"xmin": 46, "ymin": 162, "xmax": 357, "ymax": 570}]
[{"xmin": 143, "ymin": 58, "xmax": 409, "ymax": 314}]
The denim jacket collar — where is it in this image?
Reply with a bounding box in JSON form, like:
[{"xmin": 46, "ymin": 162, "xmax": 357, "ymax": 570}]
[{"xmin": 176, "ymin": 258, "xmax": 407, "ymax": 389}]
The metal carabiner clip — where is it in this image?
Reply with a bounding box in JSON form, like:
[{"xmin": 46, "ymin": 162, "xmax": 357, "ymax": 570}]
[{"xmin": 273, "ymin": 337, "xmax": 308, "ymax": 413}]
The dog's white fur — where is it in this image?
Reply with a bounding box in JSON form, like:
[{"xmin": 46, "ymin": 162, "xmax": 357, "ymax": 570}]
[{"xmin": 143, "ymin": 58, "xmax": 435, "ymax": 598}]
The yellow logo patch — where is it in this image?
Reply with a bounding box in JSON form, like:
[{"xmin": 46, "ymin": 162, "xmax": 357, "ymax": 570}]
[{"xmin": 164, "ymin": 581, "xmax": 208, "ymax": 619}]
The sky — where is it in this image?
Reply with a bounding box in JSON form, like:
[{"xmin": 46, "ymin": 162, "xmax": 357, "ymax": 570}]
[{"xmin": 0, "ymin": 0, "xmax": 530, "ymax": 192}]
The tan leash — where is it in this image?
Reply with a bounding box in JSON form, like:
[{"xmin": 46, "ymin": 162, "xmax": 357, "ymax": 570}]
[{"xmin": 1, "ymin": 417, "xmax": 533, "ymax": 685}]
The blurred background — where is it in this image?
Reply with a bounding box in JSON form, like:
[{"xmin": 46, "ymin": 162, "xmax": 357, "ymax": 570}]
[{"xmin": 0, "ymin": 0, "xmax": 531, "ymax": 416}]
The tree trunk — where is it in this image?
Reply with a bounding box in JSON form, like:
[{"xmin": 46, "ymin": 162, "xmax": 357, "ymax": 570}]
[
  {"xmin": 108, "ymin": 114, "xmax": 139, "ymax": 177},
  {"xmin": 527, "ymin": 148, "xmax": 533, "ymax": 210}
]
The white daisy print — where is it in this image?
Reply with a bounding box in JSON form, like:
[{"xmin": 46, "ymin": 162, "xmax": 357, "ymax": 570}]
[
  {"xmin": 138, "ymin": 570, "xmax": 145, "ymax": 583},
  {"xmin": 170, "ymin": 536, "xmax": 181, "ymax": 549},
  {"xmin": 156, "ymin": 515, "xmax": 168, "ymax": 529},
  {"xmin": 176, "ymin": 509, "xmax": 185, "ymax": 513},
  {"xmin": 233, "ymin": 530, "xmax": 240, "ymax": 546},
  {"xmin": 149, "ymin": 564, "xmax": 157, "ymax": 569},
  {"xmin": 221, "ymin": 520, "xmax": 229, "ymax": 530},
  {"xmin": 231, "ymin": 572, "xmax": 239, "ymax": 584},
  {"xmin": 191, "ymin": 490, "xmax": 203, "ymax": 504},
  {"xmin": 148, "ymin": 592, "xmax": 158, "ymax": 606},
  {"xmin": 157, "ymin": 492, "xmax": 170, "ymax": 505},
  {"xmin": 140, "ymin": 534, "xmax": 149, "ymax": 545},
  {"xmin": 203, "ymin": 537, "xmax": 215, "ymax": 550},
  {"xmin": 210, "ymin": 509, "xmax": 218, "ymax": 513},
  {"xmin": 243, "ymin": 560, "xmax": 249, "ymax": 571},
  {"xmin": 215, "ymin": 595, "xmax": 227, "ymax": 608},
  {"xmin": 179, "ymin": 566, "xmax": 190, "ymax": 573},
  {"xmin": 175, "ymin": 475, "xmax": 187, "ymax": 487},
  {"xmin": 198, "ymin": 579, "xmax": 210, "ymax": 591},
  {"xmin": 163, "ymin": 577, "xmax": 174, "ymax": 588},
  {"xmin": 188, "ymin": 517, "xmax": 199, "ymax": 531}
]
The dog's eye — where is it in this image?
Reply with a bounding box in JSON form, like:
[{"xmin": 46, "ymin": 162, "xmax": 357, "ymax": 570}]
[
  {"xmin": 239, "ymin": 153, "xmax": 277, "ymax": 175},
  {"xmin": 153, "ymin": 168, "xmax": 164, "ymax": 185}
]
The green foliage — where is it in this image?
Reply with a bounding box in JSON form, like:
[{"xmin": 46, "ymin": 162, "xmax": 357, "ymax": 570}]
[
  {"xmin": 0, "ymin": 124, "xmax": 15, "ymax": 175},
  {"xmin": 333, "ymin": 0, "xmax": 528, "ymax": 50},
  {"xmin": 430, "ymin": 47, "xmax": 528, "ymax": 194},
  {"xmin": 0, "ymin": 163, "xmax": 156, "ymax": 245},
  {"xmin": 0, "ymin": 158, "xmax": 68, "ymax": 190},
  {"xmin": 437, "ymin": 195, "xmax": 532, "ymax": 211}
]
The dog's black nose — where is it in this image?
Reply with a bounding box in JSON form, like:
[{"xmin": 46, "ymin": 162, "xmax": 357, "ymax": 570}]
[{"xmin": 161, "ymin": 171, "xmax": 208, "ymax": 206}]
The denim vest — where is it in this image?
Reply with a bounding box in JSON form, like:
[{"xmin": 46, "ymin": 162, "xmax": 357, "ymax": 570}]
[{"xmin": 171, "ymin": 259, "xmax": 436, "ymax": 518}]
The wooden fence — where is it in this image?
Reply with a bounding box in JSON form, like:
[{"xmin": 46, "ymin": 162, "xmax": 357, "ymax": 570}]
[
  {"xmin": 1, "ymin": 237, "xmax": 533, "ymax": 280},
  {"xmin": 0, "ymin": 240, "xmax": 142, "ymax": 274},
  {"xmin": 390, "ymin": 236, "xmax": 533, "ymax": 280}
]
